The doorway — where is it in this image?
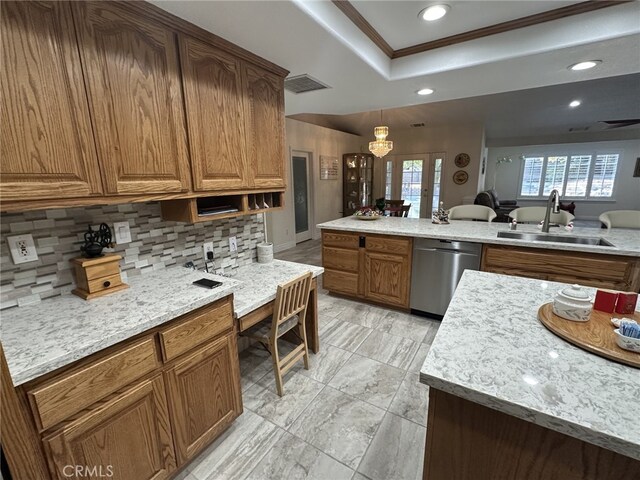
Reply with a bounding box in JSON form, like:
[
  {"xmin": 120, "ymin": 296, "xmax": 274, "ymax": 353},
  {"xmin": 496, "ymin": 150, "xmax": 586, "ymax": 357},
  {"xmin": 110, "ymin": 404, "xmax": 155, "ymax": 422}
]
[
  {"xmin": 384, "ymin": 152, "xmax": 445, "ymax": 218},
  {"xmin": 291, "ymin": 151, "xmax": 313, "ymax": 243}
]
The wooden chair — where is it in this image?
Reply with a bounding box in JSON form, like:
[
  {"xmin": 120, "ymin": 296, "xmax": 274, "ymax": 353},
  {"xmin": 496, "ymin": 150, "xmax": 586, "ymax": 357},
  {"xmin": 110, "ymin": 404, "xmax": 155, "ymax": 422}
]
[
  {"xmin": 385, "ymin": 199, "xmax": 404, "ymax": 208},
  {"xmin": 448, "ymin": 205, "xmax": 496, "ymax": 222},
  {"xmin": 241, "ymin": 272, "xmax": 313, "ymax": 396},
  {"xmin": 389, "ymin": 204, "xmax": 411, "ymax": 217}
]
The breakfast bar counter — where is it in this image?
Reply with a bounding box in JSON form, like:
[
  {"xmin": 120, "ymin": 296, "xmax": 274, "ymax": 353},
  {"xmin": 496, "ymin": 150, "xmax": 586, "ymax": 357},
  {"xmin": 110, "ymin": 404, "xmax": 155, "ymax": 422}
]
[
  {"xmin": 318, "ymin": 216, "xmax": 640, "ymax": 257},
  {"xmin": 419, "ymin": 270, "xmax": 640, "ymax": 478}
]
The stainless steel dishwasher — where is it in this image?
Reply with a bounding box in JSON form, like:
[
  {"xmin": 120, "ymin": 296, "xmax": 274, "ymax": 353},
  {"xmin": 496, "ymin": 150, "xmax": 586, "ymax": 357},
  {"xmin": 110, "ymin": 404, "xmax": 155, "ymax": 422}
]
[{"xmin": 410, "ymin": 238, "xmax": 482, "ymax": 318}]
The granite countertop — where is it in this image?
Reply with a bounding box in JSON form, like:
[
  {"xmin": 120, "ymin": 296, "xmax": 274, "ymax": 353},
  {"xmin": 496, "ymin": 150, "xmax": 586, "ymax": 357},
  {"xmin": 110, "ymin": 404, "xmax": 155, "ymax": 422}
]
[
  {"xmin": 1, "ymin": 259, "xmax": 324, "ymax": 386},
  {"xmin": 317, "ymin": 217, "xmax": 640, "ymax": 257},
  {"xmin": 230, "ymin": 259, "xmax": 324, "ymax": 318},
  {"xmin": 420, "ymin": 270, "xmax": 640, "ymax": 460},
  {"xmin": 1, "ymin": 267, "xmax": 241, "ymax": 386}
]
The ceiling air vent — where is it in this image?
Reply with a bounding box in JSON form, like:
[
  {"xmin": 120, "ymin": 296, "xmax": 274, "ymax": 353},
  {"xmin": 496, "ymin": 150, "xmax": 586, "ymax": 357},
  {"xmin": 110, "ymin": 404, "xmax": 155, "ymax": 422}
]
[
  {"xmin": 410, "ymin": 123, "xmax": 426, "ymax": 128},
  {"xmin": 284, "ymin": 74, "xmax": 330, "ymax": 94}
]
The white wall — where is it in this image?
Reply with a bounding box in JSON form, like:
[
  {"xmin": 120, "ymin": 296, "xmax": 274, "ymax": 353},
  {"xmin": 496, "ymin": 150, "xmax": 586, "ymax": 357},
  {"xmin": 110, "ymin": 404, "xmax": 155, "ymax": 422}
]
[
  {"xmin": 368, "ymin": 123, "xmax": 486, "ymax": 209},
  {"xmin": 486, "ymin": 139, "xmax": 640, "ymax": 220},
  {"xmin": 267, "ymin": 118, "xmax": 362, "ymax": 252}
]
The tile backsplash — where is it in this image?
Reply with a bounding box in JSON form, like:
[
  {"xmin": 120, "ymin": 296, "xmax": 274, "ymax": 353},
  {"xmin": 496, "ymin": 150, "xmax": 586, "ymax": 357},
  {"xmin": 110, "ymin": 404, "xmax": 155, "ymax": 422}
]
[{"xmin": 1, "ymin": 202, "xmax": 265, "ymax": 310}]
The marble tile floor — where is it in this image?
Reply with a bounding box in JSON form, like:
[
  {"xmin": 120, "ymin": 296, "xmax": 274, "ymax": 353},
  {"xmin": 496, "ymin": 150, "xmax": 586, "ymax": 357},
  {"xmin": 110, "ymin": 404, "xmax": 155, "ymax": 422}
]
[{"xmin": 177, "ymin": 292, "xmax": 440, "ymax": 480}]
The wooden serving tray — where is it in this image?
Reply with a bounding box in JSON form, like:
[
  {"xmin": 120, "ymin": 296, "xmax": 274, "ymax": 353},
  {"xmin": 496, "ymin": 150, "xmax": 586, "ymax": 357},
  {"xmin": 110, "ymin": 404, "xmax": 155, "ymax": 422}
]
[{"xmin": 538, "ymin": 303, "xmax": 639, "ymax": 368}]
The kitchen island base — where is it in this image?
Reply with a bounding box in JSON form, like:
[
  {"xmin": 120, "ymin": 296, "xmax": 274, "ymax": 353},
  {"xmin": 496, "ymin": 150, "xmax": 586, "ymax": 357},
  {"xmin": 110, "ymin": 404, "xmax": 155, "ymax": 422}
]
[{"xmin": 423, "ymin": 389, "xmax": 640, "ymax": 480}]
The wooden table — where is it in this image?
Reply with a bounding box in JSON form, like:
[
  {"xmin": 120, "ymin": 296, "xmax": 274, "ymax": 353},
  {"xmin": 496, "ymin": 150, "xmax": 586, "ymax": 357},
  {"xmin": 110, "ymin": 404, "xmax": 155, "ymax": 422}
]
[{"xmin": 236, "ymin": 278, "xmax": 319, "ymax": 353}]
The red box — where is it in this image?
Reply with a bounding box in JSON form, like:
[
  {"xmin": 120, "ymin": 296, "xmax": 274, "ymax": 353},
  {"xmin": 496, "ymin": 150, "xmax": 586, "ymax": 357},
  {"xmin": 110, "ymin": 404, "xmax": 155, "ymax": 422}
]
[
  {"xmin": 615, "ymin": 292, "xmax": 638, "ymax": 315},
  {"xmin": 594, "ymin": 290, "xmax": 618, "ymax": 313}
]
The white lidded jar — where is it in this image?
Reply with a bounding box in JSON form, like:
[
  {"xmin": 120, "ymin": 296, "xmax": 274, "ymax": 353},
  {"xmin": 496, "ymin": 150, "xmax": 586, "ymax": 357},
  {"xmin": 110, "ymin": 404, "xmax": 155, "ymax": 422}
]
[{"xmin": 552, "ymin": 284, "xmax": 593, "ymax": 322}]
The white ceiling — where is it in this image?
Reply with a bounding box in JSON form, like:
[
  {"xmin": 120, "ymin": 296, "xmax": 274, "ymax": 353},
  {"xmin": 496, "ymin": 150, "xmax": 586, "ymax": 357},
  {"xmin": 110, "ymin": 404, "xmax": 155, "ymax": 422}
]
[
  {"xmin": 289, "ymin": 73, "xmax": 640, "ymax": 140},
  {"xmin": 151, "ymin": 0, "xmax": 640, "ymax": 135},
  {"xmin": 352, "ymin": 0, "xmax": 580, "ymax": 49}
]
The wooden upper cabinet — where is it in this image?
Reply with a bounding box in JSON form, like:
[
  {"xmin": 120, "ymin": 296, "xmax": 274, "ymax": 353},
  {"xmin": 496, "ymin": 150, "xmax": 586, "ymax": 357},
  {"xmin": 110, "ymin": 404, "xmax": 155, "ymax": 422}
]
[
  {"xmin": 179, "ymin": 35, "xmax": 248, "ymax": 191},
  {"xmin": 0, "ymin": 1, "xmax": 102, "ymax": 201},
  {"xmin": 243, "ymin": 64, "xmax": 286, "ymax": 189},
  {"xmin": 72, "ymin": 2, "xmax": 190, "ymax": 195}
]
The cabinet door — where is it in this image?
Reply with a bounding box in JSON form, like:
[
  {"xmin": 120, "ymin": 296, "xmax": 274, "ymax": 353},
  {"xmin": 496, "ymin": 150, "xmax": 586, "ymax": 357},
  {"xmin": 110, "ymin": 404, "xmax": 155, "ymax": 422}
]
[
  {"xmin": 179, "ymin": 35, "xmax": 248, "ymax": 191},
  {"xmin": 165, "ymin": 334, "xmax": 242, "ymax": 465},
  {"xmin": 44, "ymin": 375, "xmax": 176, "ymax": 480},
  {"xmin": 243, "ymin": 63, "xmax": 285, "ymax": 188},
  {"xmin": 1, "ymin": 1, "xmax": 102, "ymax": 201},
  {"xmin": 73, "ymin": 2, "xmax": 190, "ymax": 194},
  {"xmin": 364, "ymin": 251, "xmax": 410, "ymax": 308}
]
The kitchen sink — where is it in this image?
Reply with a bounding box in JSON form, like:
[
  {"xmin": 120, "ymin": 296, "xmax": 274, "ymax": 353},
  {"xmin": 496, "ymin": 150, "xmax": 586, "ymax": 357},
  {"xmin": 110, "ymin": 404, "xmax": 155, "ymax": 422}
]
[{"xmin": 497, "ymin": 231, "xmax": 614, "ymax": 246}]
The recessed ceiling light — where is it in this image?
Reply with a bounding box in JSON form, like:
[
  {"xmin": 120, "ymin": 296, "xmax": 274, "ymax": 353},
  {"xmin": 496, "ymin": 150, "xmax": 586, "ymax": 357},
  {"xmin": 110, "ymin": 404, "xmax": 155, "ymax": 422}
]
[
  {"xmin": 417, "ymin": 88, "xmax": 434, "ymax": 95},
  {"xmin": 568, "ymin": 60, "xmax": 601, "ymax": 71},
  {"xmin": 569, "ymin": 100, "xmax": 581, "ymax": 108},
  {"xmin": 419, "ymin": 4, "xmax": 450, "ymax": 21}
]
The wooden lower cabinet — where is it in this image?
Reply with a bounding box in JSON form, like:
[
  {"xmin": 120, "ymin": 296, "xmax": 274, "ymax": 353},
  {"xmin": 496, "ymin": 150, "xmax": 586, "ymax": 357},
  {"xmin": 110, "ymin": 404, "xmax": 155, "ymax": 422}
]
[
  {"xmin": 482, "ymin": 245, "xmax": 640, "ymax": 292},
  {"xmin": 321, "ymin": 230, "xmax": 412, "ymax": 308},
  {"xmin": 44, "ymin": 375, "xmax": 176, "ymax": 480},
  {"xmin": 6, "ymin": 296, "xmax": 242, "ymax": 480},
  {"xmin": 424, "ymin": 389, "xmax": 640, "ymax": 479},
  {"xmin": 364, "ymin": 251, "xmax": 410, "ymax": 307},
  {"xmin": 165, "ymin": 333, "xmax": 242, "ymax": 465}
]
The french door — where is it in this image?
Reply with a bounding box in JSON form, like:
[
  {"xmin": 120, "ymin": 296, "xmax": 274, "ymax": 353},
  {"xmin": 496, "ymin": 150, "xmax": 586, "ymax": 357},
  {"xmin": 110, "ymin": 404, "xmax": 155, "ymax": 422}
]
[
  {"xmin": 292, "ymin": 151, "xmax": 312, "ymax": 243},
  {"xmin": 384, "ymin": 153, "xmax": 444, "ymax": 218}
]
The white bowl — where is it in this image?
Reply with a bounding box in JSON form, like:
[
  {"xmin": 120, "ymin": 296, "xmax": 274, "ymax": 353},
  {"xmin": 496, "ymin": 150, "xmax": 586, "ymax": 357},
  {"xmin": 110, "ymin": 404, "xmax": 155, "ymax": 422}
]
[
  {"xmin": 553, "ymin": 284, "xmax": 593, "ymax": 322},
  {"xmin": 614, "ymin": 329, "xmax": 640, "ymax": 353}
]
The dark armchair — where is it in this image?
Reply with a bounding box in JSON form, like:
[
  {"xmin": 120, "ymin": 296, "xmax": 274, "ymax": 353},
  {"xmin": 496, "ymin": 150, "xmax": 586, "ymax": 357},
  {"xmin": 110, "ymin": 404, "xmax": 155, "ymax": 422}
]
[{"xmin": 474, "ymin": 189, "xmax": 518, "ymax": 223}]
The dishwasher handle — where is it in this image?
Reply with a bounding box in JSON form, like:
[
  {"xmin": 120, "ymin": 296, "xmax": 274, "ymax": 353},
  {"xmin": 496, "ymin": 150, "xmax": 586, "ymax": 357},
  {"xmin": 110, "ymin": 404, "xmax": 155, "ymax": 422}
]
[{"xmin": 415, "ymin": 247, "xmax": 479, "ymax": 256}]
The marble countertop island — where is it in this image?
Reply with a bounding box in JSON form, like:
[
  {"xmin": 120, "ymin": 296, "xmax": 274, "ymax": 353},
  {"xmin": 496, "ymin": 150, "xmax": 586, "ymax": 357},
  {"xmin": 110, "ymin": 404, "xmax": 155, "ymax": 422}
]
[
  {"xmin": 1, "ymin": 260, "xmax": 323, "ymax": 386},
  {"xmin": 420, "ymin": 270, "xmax": 640, "ymax": 460},
  {"xmin": 317, "ymin": 217, "xmax": 640, "ymax": 257}
]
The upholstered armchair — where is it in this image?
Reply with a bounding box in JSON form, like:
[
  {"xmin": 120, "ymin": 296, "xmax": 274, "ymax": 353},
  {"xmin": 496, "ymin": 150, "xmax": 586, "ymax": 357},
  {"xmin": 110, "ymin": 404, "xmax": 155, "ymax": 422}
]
[{"xmin": 474, "ymin": 189, "xmax": 518, "ymax": 223}]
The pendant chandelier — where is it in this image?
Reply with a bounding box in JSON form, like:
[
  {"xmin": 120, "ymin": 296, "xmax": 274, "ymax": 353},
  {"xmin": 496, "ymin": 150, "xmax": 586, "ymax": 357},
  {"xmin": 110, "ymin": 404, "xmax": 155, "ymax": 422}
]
[{"xmin": 368, "ymin": 110, "xmax": 393, "ymax": 158}]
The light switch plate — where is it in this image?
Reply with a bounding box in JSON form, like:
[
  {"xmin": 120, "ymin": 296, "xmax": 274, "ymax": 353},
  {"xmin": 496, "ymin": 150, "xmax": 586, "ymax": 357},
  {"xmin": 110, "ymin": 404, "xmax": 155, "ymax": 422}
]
[
  {"xmin": 7, "ymin": 234, "xmax": 38, "ymax": 264},
  {"xmin": 228, "ymin": 236, "xmax": 237, "ymax": 253},
  {"xmin": 113, "ymin": 221, "xmax": 132, "ymax": 244}
]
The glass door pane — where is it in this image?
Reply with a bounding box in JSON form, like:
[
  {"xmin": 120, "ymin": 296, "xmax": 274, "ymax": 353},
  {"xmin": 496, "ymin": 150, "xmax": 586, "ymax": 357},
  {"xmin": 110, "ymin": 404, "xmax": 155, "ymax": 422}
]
[
  {"xmin": 401, "ymin": 160, "xmax": 423, "ymax": 218},
  {"xmin": 431, "ymin": 155, "xmax": 443, "ymax": 213},
  {"xmin": 292, "ymin": 156, "xmax": 310, "ymax": 240}
]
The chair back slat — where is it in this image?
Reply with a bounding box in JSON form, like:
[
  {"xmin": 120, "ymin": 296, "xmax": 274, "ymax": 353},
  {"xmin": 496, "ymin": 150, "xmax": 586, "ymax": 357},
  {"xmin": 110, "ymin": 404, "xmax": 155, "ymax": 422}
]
[{"xmin": 272, "ymin": 272, "xmax": 313, "ymax": 334}]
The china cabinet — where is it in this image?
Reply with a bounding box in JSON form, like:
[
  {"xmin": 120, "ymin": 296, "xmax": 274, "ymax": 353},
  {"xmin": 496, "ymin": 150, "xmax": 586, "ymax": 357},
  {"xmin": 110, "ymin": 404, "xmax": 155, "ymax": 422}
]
[{"xmin": 342, "ymin": 153, "xmax": 374, "ymax": 216}]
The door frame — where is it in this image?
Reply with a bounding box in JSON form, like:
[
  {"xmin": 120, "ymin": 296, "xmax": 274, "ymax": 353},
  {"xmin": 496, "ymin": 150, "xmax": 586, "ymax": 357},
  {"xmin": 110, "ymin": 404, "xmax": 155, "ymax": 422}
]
[{"xmin": 291, "ymin": 150, "xmax": 314, "ymax": 243}]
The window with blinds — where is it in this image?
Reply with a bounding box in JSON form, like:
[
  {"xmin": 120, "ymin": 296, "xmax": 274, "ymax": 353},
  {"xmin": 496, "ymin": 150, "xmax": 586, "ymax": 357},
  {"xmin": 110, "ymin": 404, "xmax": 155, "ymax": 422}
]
[{"xmin": 518, "ymin": 153, "xmax": 620, "ymax": 199}]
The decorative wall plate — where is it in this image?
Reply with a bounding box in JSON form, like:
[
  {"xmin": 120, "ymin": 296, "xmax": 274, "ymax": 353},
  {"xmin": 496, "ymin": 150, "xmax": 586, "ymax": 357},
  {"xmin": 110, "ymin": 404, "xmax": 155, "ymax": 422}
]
[
  {"xmin": 453, "ymin": 170, "xmax": 468, "ymax": 185},
  {"xmin": 454, "ymin": 153, "xmax": 470, "ymax": 168}
]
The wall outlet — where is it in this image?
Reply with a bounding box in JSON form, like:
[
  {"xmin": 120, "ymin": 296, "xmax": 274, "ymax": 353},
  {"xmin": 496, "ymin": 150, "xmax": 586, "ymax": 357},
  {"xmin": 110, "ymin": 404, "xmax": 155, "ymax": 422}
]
[
  {"xmin": 203, "ymin": 241, "xmax": 214, "ymax": 261},
  {"xmin": 228, "ymin": 236, "xmax": 237, "ymax": 253},
  {"xmin": 8, "ymin": 234, "xmax": 38, "ymax": 265},
  {"xmin": 113, "ymin": 221, "xmax": 132, "ymax": 244}
]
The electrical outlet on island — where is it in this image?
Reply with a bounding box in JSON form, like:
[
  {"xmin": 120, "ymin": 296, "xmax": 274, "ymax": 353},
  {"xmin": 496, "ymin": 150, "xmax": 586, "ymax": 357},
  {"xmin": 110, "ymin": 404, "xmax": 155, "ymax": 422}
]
[{"xmin": 228, "ymin": 236, "xmax": 237, "ymax": 253}]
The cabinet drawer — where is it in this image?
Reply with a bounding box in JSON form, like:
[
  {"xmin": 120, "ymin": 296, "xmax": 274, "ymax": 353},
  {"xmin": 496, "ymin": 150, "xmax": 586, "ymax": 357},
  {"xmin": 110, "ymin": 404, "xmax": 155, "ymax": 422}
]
[
  {"xmin": 366, "ymin": 235, "xmax": 411, "ymax": 256},
  {"xmin": 323, "ymin": 246, "xmax": 359, "ymax": 272},
  {"xmin": 322, "ymin": 231, "xmax": 359, "ymax": 249},
  {"xmin": 323, "ymin": 269, "xmax": 359, "ymax": 296},
  {"xmin": 28, "ymin": 337, "xmax": 159, "ymax": 431},
  {"xmin": 87, "ymin": 273, "xmax": 122, "ymax": 293},
  {"xmin": 159, "ymin": 297, "xmax": 233, "ymax": 362}
]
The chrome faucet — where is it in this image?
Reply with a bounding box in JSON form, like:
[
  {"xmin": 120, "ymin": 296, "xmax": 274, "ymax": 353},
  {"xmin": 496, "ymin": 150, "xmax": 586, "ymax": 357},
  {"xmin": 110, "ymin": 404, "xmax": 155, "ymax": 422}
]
[{"xmin": 542, "ymin": 189, "xmax": 560, "ymax": 233}]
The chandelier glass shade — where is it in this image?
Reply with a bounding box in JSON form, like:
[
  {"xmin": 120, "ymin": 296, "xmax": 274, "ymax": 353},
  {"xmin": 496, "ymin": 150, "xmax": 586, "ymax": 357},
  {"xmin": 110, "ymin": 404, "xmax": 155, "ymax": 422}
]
[{"xmin": 369, "ymin": 126, "xmax": 393, "ymax": 158}]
